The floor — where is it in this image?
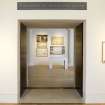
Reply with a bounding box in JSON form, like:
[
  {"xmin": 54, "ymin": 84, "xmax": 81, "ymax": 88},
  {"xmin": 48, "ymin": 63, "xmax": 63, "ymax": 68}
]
[
  {"xmin": 20, "ymin": 89, "xmax": 82, "ymax": 103},
  {"xmin": 0, "ymin": 103, "xmax": 105, "ymax": 105},
  {"xmin": 20, "ymin": 65, "xmax": 81, "ymax": 103},
  {"xmin": 28, "ymin": 65, "xmax": 75, "ymax": 88}
]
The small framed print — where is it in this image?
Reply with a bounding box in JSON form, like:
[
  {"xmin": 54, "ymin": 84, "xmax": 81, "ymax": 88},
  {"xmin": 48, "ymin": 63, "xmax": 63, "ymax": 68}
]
[
  {"xmin": 37, "ymin": 42, "xmax": 47, "ymax": 48},
  {"xmin": 51, "ymin": 36, "xmax": 64, "ymax": 45},
  {"xmin": 36, "ymin": 35, "xmax": 48, "ymax": 43},
  {"xmin": 102, "ymin": 41, "xmax": 105, "ymax": 63},
  {"xmin": 50, "ymin": 46, "xmax": 65, "ymax": 55},
  {"xmin": 36, "ymin": 48, "xmax": 48, "ymax": 57}
]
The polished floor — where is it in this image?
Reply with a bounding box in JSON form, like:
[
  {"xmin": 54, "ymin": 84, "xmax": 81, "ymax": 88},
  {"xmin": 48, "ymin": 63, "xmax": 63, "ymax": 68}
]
[
  {"xmin": 0, "ymin": 103, "xmax": 105, "ymax": 105},
  {"xmin": 20, "ymin": 89, "xmax": 82, "ymax": 103},
  {"xmin": 20, "ymin": 65, "xmax": 81, "ymax": 103},
  {"xmin": 28, "ymin": 65, "xmax": 75, "ymax": 88}
]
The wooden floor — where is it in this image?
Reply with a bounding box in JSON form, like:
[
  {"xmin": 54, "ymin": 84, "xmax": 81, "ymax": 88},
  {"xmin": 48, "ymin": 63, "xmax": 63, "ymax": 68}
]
[
  {"xmin": 28, "ymin": 65, "xmax": 75, "ymax": 88},
  {"xmin": 0, "ymin": 103, "xmax": 105, "ymax": 105},
  {"xmin": 16, "ymin": 65, "xmax": 105, "ymax": 104},
  {"xmin": 20, "ymin": 89, "xmax": 82, "ymax": 103}
]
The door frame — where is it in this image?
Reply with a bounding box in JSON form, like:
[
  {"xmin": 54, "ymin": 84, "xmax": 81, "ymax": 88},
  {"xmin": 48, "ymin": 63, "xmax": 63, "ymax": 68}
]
[{"xmin": 17, "ymin": 19, "xmax": 86, "ymax": 103}]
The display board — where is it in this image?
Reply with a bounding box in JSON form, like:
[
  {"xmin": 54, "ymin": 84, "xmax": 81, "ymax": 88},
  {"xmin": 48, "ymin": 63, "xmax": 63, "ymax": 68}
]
[
  {"xmin": 36, "ymin": 35, "xmax": 48, "ymax": 42},
  {"xmin": 36, "ymin": 35, "xmax": 48, "ymax": 57},
  {"xmin": 51, "ymin": 36, "xmax": 64, "ymax": 45},
  {"xmin": 36, "ymin": 34, "xmax": 65, "ymax": 57},
  {"xmin": 50, "ymin": 46, "xmax": 65, "ymax": 55},
  {"xmin": 37, "ymin": 42, "xmax": 47, "ymax": 48}
]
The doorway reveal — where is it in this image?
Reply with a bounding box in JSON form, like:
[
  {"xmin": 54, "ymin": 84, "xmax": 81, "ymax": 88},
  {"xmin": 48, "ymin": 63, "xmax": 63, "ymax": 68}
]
[{"xmin": 19, "ymin": 20, "xmax": 84, "ymax": 103}]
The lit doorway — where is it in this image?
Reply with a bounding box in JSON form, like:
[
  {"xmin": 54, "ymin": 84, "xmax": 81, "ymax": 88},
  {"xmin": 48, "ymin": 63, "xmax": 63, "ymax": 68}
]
[{"xmin": 19, "ymin": 20, "xmax": 85, "ymax": 103}]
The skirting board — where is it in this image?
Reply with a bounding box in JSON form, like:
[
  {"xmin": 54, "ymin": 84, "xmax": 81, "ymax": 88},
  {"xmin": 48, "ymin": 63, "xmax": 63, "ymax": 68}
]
[
  {"xmin": 0, "ymin": 93, "xmax": 105, "ymax": 103},
  {"xmin": 0, "ymin": 93, "xmax": 18, "ymax": 103},
  {"xmin": 85, "ymin": 93, "xmax": 105, "ymax": 103}
]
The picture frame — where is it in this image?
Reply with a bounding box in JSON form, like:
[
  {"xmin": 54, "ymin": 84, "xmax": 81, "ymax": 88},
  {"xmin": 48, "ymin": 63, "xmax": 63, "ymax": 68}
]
[
  {"xmin": 50, "ymin": 46, "xmax": 65, "ymax": 55},
  {"xmin": 102, "ymin": 41, "xmax": 105, "ymax": 63},
  {"xmin": 36, "ymin": 35, "xmax": 48, "ymax": 43},
  {"xmin": 37, "ymin": 42, "xmax": 47, "ymax": 48},
  {"xmin": 51, "ymin": 36, "xmax": 64, "ymax": 45},
  {"xmin": 36, "ymin": 48, "xmax": 48, "ymax": 57}
]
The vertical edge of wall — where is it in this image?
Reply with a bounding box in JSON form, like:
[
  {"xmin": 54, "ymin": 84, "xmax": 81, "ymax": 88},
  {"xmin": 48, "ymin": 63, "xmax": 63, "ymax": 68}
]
[
  {"xmin": 17, "ymin": 20, "xmax": 20, "ymax": 103},
  {"xmin": 83, "ymin": 21, "xmax": 87, "ymax": 103}
]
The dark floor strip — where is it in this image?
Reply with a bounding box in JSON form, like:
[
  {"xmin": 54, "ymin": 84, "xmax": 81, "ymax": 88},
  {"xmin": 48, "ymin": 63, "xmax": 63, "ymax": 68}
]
[{"xmin": 26, "ymin": 87, "xmax": 76, "ymax": 89}]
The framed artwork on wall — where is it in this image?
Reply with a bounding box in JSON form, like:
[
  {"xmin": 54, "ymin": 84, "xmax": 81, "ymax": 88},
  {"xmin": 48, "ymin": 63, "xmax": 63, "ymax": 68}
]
[
  {"xmin": 51, "ymin": 36, "xmax": 64, "ymax": 45},
  {"xmin": 102, "ymin": 41, "xmax": 105, "ymax": 63},
  {"xmin": 36, "ymin": 35, "xmax": 48, "ymax": 43},
  {"xmin": 37, "ymin": 42, "xmax": 47, "ymax": 48},
  {"xmin": 50, "ymin": 46, "xmax": 65, "ymax": 55},
  {"xmin": 36, "ymin": 48, "xmax": 48, "ymax": 57}
]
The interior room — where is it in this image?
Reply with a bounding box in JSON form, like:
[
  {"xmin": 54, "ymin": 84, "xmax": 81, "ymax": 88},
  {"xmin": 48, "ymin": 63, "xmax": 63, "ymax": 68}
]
[{"xmin": 19, "ymin": 20, "xmax": 84, "ymax": 103}]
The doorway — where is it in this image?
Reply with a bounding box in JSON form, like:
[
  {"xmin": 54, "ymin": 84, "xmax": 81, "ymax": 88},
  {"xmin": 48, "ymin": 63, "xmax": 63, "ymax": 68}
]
[{"xmin": 19, "ymin": 20, "xmax": 84, "ymax": 103}]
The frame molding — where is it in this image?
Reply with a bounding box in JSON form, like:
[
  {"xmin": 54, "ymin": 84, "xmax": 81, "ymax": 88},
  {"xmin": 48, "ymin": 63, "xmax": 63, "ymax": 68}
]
[
  {"xmin": 18, "ymin": 20, "xmax": 86, "ymax": 103},
  {"xmin": 102, "ymin": 41, "xmax": 105, "ymax": 63}
]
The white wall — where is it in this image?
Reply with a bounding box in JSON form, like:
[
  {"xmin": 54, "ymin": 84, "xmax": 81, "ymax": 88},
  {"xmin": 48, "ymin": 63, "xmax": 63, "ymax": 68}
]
[
  {"xmin": 0, "ymin": 0, "xmax": 105, "ymax": 103},
  {"xmin": 68, "ymin": 29, "xmax": 74, "ymax": 67},
  {"xmin": 0, "ymin": 0, "xmax": 86, "ymax": 103},
  {"xmin": 85, "ymin": 0, "xmax": 105, "ymax": 103},
  {"xmin": 0, "ymin": 0, "xmax": 18, "ymax": 103},
  {"xmin": 27, "ymin": 28, "xmax": 74, "ymax": 66}
]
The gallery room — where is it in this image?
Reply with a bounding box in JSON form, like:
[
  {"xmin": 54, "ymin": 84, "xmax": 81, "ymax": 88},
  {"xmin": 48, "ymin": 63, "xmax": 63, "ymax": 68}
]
[{"xmin": 0, "ymin": 0, "xmax": 105, "ymax": 104}]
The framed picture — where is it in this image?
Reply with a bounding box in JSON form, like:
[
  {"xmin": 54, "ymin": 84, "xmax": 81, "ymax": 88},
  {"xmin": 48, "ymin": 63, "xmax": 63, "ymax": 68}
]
[
  {"xmin": 37, "ymin": 42, "xmax": 47, "ymax": 48},
  {"xmin": 51, "ymin": 36, "xmax": 64, "ymax": 45},
  {"xmin": 36, "ymin": 48, "xmax": 48, "ymax": 57},
  {"xmin": 102, "ymin": 41, "xmax": 105, "ymax": 63},
  {"xmin": 36, "ymin": 35, "xmax": 48, "ymax": 43},
  {"xmin": 50, "ymin": 46, "xmax": 65, "ymax": 55}
]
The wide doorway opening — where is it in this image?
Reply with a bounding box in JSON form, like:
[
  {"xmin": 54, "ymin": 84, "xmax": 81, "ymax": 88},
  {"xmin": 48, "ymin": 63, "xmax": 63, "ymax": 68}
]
[{"xmin": 19, "ymin": 20, "xmax": 84, "ymax": 103}]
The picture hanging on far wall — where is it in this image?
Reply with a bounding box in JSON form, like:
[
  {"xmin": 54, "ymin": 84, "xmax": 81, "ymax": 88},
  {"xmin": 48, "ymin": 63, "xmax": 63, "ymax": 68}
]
[
  {"xmin": 36, "ymin": 35, "xmax": 48, "ymax": 42},
  {"xmin": 50, "ymin": 46, "xmax": 65, "ymax": 55},
  {"xmin": 51, "ymin": 36, "xmax": 64, "ymax": 45},
  {"xmin": 37, "ymin": 42, "xmax": 47, "ymax": 48},
  {"xmin": 102, "ymin": 41, "xmax": 105, "ymax": 63},
  {"xmin": 36, "ymin": 48, "xmax": 48, "ymax": 57}
]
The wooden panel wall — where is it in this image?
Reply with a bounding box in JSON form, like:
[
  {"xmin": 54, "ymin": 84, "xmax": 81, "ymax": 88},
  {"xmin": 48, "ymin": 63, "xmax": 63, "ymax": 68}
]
[
  {"xmin": 20, "ymin": 23, "xmax": 27, "ymax": 96},
  {"xmin": 74, "ymin": 23, "xmax": 83, "ymax": 96}
]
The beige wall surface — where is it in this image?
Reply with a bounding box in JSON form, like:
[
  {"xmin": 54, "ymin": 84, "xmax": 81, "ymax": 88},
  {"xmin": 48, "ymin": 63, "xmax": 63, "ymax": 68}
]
[
  {"xmin": 17, "ymin": 0, "xmax": 87, "ymax": 2},
  {"xmin": 85, "ymin": 0, "xmax": 105, "ymax": 103},
  {"xmin": 0, "ymin": 0, "xmax": 105, "ymax": 103},
  {"xmin": 0, "ymin": 0, "xmax": 18, "ymax": 103}
]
